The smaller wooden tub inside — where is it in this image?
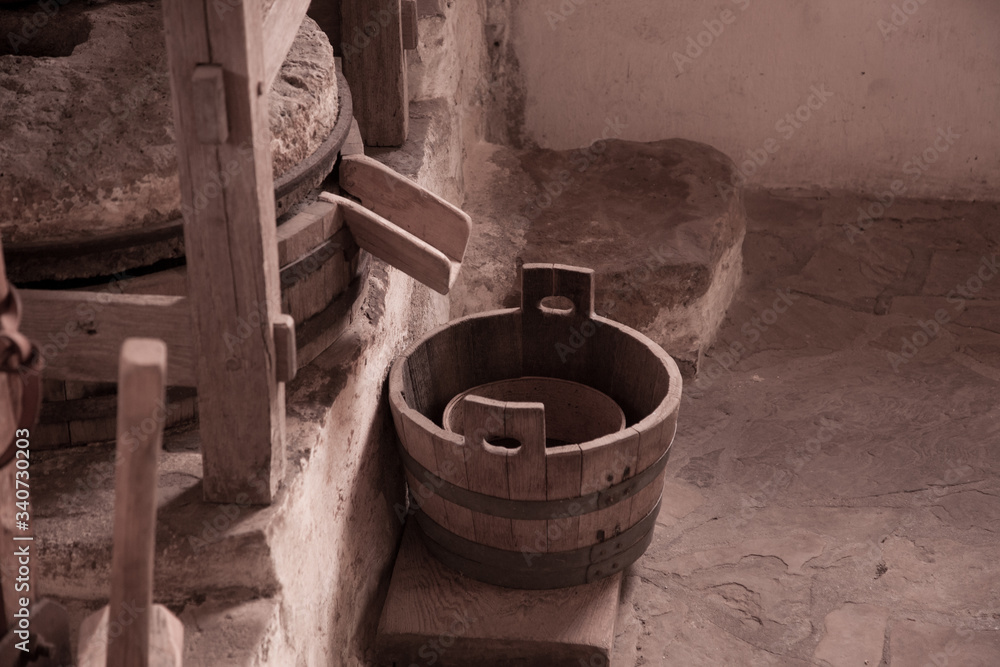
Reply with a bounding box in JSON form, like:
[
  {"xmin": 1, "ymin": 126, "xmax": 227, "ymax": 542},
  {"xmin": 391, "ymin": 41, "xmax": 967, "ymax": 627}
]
[{"xmin": 388, "ymin": 263, "xmax": 682, "ymax": 589}]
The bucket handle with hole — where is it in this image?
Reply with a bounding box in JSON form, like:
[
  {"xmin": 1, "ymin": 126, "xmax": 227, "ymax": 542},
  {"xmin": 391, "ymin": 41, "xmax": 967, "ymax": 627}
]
[
  {"xmin": 462, "ymin": 395, "xmax": 547, "ymax": 501},
  {"xmin": 521, "ymin": 263, "xmax": 595, "ymax": 320},
  {"xmin": 520, "ymin": 264, "xmax": 597, "ymax": 375},
  {"xmin": 462, "ymin": 396, "xmax": 545, "ymax": 458}
]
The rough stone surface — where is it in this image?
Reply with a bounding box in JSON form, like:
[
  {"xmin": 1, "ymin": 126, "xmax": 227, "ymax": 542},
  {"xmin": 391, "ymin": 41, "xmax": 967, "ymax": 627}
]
[
  {"xmin": 0, "ymin": 0, "xmax": 338, "ymax": 244},
  {"xmin": 454, "ymin": 138, "xmax": 745, "ymax": 375},
  {"xmin": 813, "ymin": 603, "xmax": 889, "ymax": 667},
  {"xmin": 609, "ymin": 191, "xmax": 1000, "ymax": 665},
  {"xmin": 888, "ymin": 619, "xmax": 1000, "ymax": 667}
]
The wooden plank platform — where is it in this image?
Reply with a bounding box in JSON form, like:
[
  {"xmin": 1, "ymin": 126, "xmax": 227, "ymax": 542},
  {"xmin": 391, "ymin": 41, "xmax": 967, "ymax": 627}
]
[{"xmin": 375, "ymin": 522, "xmax": 620, "ymax": 667}]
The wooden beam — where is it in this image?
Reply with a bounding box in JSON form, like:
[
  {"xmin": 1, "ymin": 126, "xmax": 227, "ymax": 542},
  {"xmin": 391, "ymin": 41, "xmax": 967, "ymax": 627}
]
[
  {"xmin": 262, "ymin": 0, "xmax": 312, "ymax": 89},
  {"xmin": 163, "ymin": 0, "xmax": 285, "ymax": 504},
  {"xmin": 19, "ymin": 290, "xmax": 196, "ymax": 387},
  {"xmin": 341, "ymin": 0, "xmax": 408, "ymax": 146}
]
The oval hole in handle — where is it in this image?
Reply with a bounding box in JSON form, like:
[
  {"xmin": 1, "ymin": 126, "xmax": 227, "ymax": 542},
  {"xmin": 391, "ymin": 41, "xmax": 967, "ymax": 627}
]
[
  {"xmin": 539, "ymin": 295, "xmax": 574, "ymax": 315},
  {"xmin": 485, "ymin": 436, "xmax": 522, "ymax": 452}
]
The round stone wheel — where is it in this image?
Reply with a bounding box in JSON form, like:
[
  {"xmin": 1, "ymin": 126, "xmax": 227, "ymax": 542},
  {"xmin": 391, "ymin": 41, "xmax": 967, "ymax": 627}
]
[
  {"xmin": 1, "ymin": 2, "xmax": 363, "ymax": 448},
  {"xmin": 0, "ymin": 0, "xmax": 341, "ymax": 282},
  {"xmin": 442, "ymin": 377, "xmax": 625, "ymax": 448},
  {"xmin": 389, "ymin": 263, "xmax": 682, "ymax": 589}
]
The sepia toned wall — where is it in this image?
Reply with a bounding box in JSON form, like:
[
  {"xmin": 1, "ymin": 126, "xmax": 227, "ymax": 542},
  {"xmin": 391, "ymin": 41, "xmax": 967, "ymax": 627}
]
[{"xmin": 507, "ymin": 0, "xmax": 1000, "ymax": 200}]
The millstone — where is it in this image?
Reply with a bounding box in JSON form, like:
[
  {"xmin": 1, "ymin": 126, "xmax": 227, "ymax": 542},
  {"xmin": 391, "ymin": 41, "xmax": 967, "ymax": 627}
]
[{"xmin": 0, "ymin": 0, "xmax": 338, "ymax": 275}]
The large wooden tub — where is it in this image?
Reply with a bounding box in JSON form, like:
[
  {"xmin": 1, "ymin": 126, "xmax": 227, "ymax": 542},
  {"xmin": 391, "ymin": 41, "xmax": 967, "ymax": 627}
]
[{"xmin": 388, "ymin": 264, "xmax": 682, "ymax": 589}]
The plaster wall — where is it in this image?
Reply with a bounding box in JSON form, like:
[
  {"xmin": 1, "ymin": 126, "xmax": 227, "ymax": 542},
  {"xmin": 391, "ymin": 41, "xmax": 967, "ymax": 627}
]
[{"xmin": 507, "ymin": 0, "xmax": 1000, "ymax": 200}]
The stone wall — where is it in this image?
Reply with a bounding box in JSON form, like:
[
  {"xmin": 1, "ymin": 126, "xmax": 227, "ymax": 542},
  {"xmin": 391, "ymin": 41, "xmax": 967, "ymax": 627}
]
[{"xmin": 493, "ymin": 0, "xmax": 999, "ymax": 201}]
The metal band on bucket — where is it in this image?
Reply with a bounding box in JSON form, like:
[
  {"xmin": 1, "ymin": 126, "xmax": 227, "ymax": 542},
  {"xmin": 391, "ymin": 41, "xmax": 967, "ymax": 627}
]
[
  {"xmin": 399, "ymin": 439, "xmax": 671, "ymax": 521},
  {"xmin": 413, "ymin": 498, "xmax": 662, "ymax": 589}
]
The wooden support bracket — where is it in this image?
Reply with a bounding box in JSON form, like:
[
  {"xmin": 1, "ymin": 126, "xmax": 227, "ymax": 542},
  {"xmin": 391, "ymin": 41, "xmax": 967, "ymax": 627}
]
[{"xmin": 18, "ymin": 290, "xmax": 196, "ymax": 387}]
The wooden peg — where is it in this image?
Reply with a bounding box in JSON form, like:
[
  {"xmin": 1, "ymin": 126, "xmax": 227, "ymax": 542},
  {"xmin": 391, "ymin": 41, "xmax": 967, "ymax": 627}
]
[
  {"xmin": 191, "ymin": 65, "xmax": 228, "ymax": 145},
  {"xmin": 273, "ymin": 314, "xmax": 297, "ymax": 383}
]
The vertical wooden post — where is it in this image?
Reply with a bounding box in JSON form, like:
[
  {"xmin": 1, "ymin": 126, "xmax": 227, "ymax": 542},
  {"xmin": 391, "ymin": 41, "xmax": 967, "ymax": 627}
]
[
  {"xmin": 341, "ymin": 0, "xmax": 409, "ymax": 146},
  {"xmin": 162, "ymin": 0, "xmax": 285, "ymax": 504},
  {"xmin": 108, "ymin": 339, "xmax": 166, "ymax": 666},
  {"xmin": 308, "ymin": 0, "xmax": 342, "ymax": 50},
  {"xmin": 78, "ymin": 339, "xmax": 183, "ymax": 666}
]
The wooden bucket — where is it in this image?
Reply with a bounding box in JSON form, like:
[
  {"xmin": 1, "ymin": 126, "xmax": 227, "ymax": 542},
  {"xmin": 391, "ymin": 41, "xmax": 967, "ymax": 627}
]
[
  {"xmin": 388, "ymin": 263, "xmax": 682, "ymax": 589},
  {"xmin": 442, "ymin": 377, "xmax": 626, "ymax": 447}
]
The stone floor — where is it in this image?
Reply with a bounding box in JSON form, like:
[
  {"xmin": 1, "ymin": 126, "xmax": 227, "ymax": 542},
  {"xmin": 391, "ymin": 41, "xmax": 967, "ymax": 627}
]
[{"xmin": 611, "ymin": 190, "xmax": 1000, "ymax": 665}]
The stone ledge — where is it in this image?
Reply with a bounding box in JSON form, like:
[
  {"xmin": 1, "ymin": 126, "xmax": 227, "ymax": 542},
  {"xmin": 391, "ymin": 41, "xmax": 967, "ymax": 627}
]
[{"xmin": 453, "ymin": 138, "xmax": 746, "ymax": 375}]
